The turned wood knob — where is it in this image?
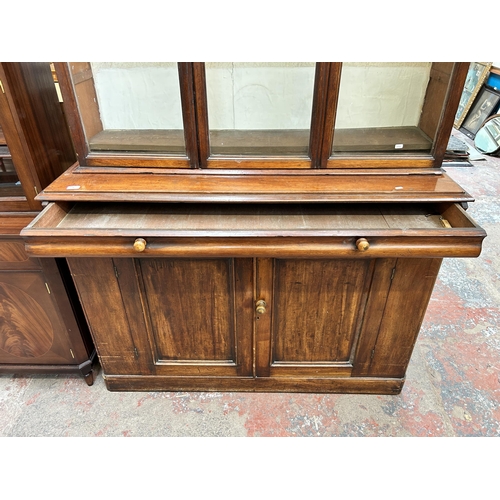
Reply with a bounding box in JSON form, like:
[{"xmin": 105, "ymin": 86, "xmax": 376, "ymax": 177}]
[
  {"xmin": 133, "ymin": 238, "xmax": 147, "ymax": 252},
  {"xmin": 255, "ymin": 300, "xmax": 267, "ymax": 315},
  {"xmin": 356, "ymin": 238, "xmax": 370, "ymax": 252}
]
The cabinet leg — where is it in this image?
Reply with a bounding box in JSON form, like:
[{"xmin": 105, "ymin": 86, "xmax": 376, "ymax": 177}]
[
  {"xmin": 78, "ymin": 351, "xmax": 97, "ymax": 386},
  {"xmin": 83, "ymin": 370, "xmax": 94, "ymax": 386}
]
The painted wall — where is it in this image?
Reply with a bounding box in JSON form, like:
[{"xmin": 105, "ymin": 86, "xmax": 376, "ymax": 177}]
[
  {"xmin": 205, "ymin": 62, "xmax": 315, "ymax": 130},
  {"xmin": 335, "ymin": 62, "xmax": 432, "ymax": 129},
  {"xmin": 91, "ymin": 62, "xmax": 183, "ymax": 130},
  {"xmin": 91, "ymin": 62, "xmax": 431, "ymax": 131}
]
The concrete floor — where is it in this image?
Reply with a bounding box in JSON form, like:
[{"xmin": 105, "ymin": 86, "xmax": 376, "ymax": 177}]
[{"xmin": 0, "ymin": 130, "xmax": 499, "ymax": 438}]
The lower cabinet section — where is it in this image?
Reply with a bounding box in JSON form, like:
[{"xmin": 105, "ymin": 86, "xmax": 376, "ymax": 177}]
[
  {"xmin": 23, "ymin": 201, "xmax": 486, "ymax": 393},
  {"xmin": 66, "ymin": 256, "xmax": 442, "ymax": 393},
  {"xmin": 0, "ymin": 237, "xmax": 97, "ymax": 385}
]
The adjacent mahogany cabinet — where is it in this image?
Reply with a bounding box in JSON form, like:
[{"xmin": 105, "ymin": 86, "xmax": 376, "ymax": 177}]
[
  {"xmin": 0, "ymin": 63, "xmax": 96, "ymax": 385},
  {"xmin": 22, "ymin": 62, "xmax": 486, "ymax": 394}
]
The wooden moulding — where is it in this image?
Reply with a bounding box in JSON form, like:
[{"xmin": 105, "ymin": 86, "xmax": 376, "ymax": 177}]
[
  {"xmin": 22, "ymin": 235, "xmax": 486, "ymax": 259},
  {"xmin": 34, "ymin": 164, "xmax": 473, "ymax": 204},
  {"xmin": 102, "ymin": 375, "xmax": 405, "ymax": 394},
  {"xmin": 0, "ymin": 212, "xmax": 38, "ymax": 235}
]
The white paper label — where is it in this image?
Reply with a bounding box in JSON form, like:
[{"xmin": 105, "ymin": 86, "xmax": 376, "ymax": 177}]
[
  {"xmin": 66, "ymin": 185, "xmax": 81, "ymax": 190},
  {"xmin": 395, "ymin": 144, "xmax": 404, "ymax": 149}
]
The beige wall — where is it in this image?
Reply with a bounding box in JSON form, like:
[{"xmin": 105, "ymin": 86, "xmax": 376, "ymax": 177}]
[{"xmin": 91, "ymin": 62, "xmax": 431, "ymax": 131}]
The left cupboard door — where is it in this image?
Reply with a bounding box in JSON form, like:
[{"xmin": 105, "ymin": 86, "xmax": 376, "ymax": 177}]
[{"xmin": 66, "ymin": 257, "xmax": 254, "ymax": 381}]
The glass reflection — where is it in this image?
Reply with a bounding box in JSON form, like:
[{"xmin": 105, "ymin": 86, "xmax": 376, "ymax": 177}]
[{"xmin": 475, "ymin": 115, "xmax": 500, "ymax": 154}]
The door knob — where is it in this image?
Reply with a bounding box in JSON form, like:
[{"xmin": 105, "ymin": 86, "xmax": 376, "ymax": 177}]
[
  {"xmin": 133, "ymin": 238, "xmax": 147, "ymax": 252},
  {"xmin": 255, "ymin": 300, "xmax": 267, "ymax": 314},
  {"xmin": 355, "ymin": 238, "xmax": 370, "ymax": 251}
]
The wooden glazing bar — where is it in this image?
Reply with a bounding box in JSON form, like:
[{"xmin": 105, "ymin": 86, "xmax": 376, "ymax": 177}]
[{"xmin": 178, "ymin": 62, "xmax": 200, "ymax": 168}]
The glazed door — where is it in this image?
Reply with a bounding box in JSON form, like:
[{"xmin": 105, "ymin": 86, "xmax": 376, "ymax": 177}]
[{"xmin": 255, "ymin": 258, "xmax": 373, "ymax": 378}]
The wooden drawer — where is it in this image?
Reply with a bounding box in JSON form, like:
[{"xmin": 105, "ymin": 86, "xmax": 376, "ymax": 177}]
[{"xmin": 22, "ymin": 202, "xmax": 486, "ymax": 260}]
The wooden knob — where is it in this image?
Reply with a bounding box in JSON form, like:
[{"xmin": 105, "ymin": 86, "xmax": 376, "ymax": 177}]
[
  {"xmin": 255, "ymin": 300, "xmax": 267, "ymax": 315},
  {"xmin": 133, "ymin": 238, "xmax": 147, "ymax": 252},
  {"xmin": 356, "ymin": 238, "xmax": 370, "ymax": 252}
]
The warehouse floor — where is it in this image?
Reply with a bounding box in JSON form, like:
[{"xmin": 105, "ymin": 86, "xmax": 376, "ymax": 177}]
[{"xmin": 0, "ymin": 130, "xmax": 499, "ymax": 438}]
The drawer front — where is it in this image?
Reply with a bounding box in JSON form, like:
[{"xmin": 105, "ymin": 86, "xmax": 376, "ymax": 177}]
[
  {"xmin": 0, "ymin": 238, "xmax": 40, "ymax": 270},
  {"xmin": 22, "ymin": 202, "xmax": 487, "ymax": 260},
  {"xmin": 24, "ymin": 233, "xmax": 485, "ymax": 259}
]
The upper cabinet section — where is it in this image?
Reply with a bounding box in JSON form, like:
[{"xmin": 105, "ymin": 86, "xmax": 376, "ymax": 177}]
[{"xmin": 55, "ymin": 62, "xmax": 468, "ymax": 170}]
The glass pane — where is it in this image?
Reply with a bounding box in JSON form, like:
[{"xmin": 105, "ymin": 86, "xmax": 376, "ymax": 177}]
[
  {"xmin": 72, "ymin": 62, "xmax": 185, "ymax": 155},
  {"xmin": 205, "ymin": 62, "xmax": 315, "ymax": 156},
  {"xmin": 0, "ymin": 134, "xmax": 23, "ymax": 197},
  {"xmin": 332, "ymin": 63, "xmax": 450, "ymax": 155}
]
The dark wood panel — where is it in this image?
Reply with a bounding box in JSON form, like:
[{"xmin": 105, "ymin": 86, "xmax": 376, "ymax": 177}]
[
  {"xmin": 141, "ymin": 259, "xmax": 235, "ymax": 362},
  {"xmin": 419, "ymin": 63, "xmax": 453, "ymax": 143},
  {"xmin": 0, "ymin": 66, "xmax": 39, "ymax": 210},
  {"xmin": 431, "ymin": 63, "xmax": 469, "ymax": 165},
  {"xmin": 103, "ymin": 374, "xmax": 404, "ymax": 394},
  {"xmin": 66, "ymin": 257, "xmax": 153, "ymax": 375},
  {"xmin": 178, "ymin": 62, "xmax": 200, "ymax": 168},
  {"xmin": 139, "ymin": 258, "xmax": 253, "ymax": 377},
  {"xmin": 0, "ymin": 213, "xmax": 37, "ymax": 235},
  {"xmin": 53, "ymin": 63, "xmax": 90, "ymax": 163},
  {"xmin": 319, "ymin": 63, "xmax": 342, "ymax": 167},
  {"xmin": 42, "ymin": 258, "xmax": 95, "ymax": 363},
  {"xmin": 69, "ymin": 62, "xmax": 103, "ymax": 142},
  {"xmin": 0, "ymin": 239, "xmax": 40, "ymax": 270},
  {"xmin": 309, "ymin": 63, "xmax": 334, "ymax": 168},
  {"xmin": 36, "ymin": 164, "xmax": 473, "ymax": 204},
  {"xmin": 1, "ymin": 63, "xmax": 76, "ymax": 189},
  {"xmin": 272, "ymin": 259, "xmax": 371, "ymax": 363},
  {"xmin": 353, "ymin": 258, "xmax": 442, "ymax": 378},
  {"xmin": 0, "ymin": 270, "xmax": 75, "ymax": 364}
]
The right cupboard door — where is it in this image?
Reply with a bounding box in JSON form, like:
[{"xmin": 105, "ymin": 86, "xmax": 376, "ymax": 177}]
[
  {"xmin": 255, "ymin": 258, "xmax": 374, "ymax": 378},
  {"xmin": 255, "ymin": 258, "xmax": 443, "ymax": 382}
]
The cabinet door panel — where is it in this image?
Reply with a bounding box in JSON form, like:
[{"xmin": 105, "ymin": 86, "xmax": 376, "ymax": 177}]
[
  {"xmin": 69, "ymin": 257, "xmax": 254, "ymax": 379},
  {"xmin": 353, "ymin": 258, "xmax": 442, "ymax": 378},
  {"xmin": 140, "ymin": 258, "xmax": 253, "ymax": 377},
  {"xmin": 0, "ymin": 270, "xmax": 75, "ymax": 364},
  {"xmin": 257, "ymin": 259, "xmax": 373, "ymax": 377},
  {"xmin": 67, "ymin": 257, "xmax": 153, "ymax": 375}
]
